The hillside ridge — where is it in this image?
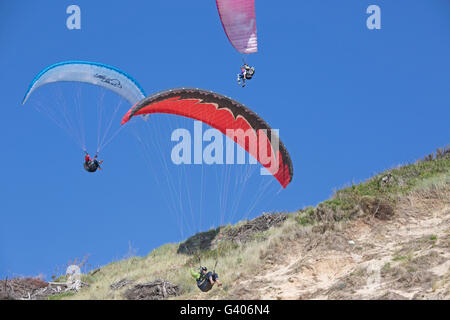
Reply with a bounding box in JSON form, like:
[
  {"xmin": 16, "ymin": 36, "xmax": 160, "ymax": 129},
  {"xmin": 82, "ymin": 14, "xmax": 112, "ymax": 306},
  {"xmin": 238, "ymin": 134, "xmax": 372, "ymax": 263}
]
[{"xmin": 1, "ymin": 146, "xmax": 449, "ymax": 300}]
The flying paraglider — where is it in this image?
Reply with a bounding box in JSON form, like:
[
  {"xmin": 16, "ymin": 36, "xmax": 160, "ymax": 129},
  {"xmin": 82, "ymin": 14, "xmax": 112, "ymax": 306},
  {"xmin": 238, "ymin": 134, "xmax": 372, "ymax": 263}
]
[
  {"xmin": 121, "ymin": 88, "xmax": 293, "ymax": 188},
  {"xmin": 22, "ymin": 61, "xmax": 146, "ymax": 172},
  {"xmin": 216, "ymin": 0, "xmax": 258, "ymax": 86}
]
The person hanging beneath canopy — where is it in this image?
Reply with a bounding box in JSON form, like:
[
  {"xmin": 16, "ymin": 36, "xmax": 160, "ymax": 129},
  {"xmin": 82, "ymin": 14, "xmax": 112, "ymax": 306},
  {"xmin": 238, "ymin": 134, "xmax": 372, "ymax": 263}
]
[
  {"xmin": 237, "ymin": 63, "xmax": 255, "ymax": 87},
  {"xmin": 84, "ymin": 151, "xmax": 103, "ymax": 172},
  {"xmin": 190, "ymin": 264, "xmax": 222, "ymax": 292}
]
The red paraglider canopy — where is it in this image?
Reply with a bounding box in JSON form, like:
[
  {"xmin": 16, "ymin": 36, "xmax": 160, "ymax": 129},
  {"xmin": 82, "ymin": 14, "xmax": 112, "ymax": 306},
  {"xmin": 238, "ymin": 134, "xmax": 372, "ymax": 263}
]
[{"xmin": 121, "ymin": 88, "xmax": 293, "ymax": 188}]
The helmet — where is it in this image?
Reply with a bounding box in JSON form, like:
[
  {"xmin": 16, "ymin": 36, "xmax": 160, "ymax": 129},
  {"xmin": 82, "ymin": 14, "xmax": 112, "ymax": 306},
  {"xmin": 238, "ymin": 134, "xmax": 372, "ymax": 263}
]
[{"xmin": 200, "ymin": 266, "xmax": 207, "ymax": 271}]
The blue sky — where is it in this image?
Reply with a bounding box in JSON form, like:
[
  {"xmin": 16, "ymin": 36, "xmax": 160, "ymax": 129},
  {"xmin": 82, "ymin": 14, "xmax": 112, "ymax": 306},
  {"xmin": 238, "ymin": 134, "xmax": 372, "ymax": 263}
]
[{"xmin": 1, "ymin": 1, "xmax": 449, "ymax": 279}]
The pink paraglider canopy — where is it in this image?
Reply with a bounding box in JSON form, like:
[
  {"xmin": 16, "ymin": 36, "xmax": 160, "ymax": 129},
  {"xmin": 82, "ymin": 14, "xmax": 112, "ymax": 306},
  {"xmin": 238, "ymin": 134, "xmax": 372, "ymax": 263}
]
[{"xmin": 216, "ymin": 0, "xmax": 258, "ymax": 54}]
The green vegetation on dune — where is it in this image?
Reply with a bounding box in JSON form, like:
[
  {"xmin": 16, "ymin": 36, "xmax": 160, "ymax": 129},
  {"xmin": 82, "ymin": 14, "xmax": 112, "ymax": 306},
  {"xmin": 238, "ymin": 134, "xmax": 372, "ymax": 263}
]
[
  {"xmin": 47, "ymin": 291, "xmax": 76, "ymax": 300},
  {"xmin": 293, "ymin": 153, "xmax": 450, "ymax": 226}
]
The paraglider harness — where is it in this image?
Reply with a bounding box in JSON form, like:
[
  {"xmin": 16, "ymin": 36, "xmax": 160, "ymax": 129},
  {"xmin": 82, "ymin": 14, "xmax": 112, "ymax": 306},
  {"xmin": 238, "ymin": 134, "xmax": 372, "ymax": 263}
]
[
  {"xmin": 244, "ymin": 65, "xmax": 255, "ymax": 80},
  {"xmin": 84, "ymin": 152, "xmax": 102, "ymax": 172},
  {"xmin": 237, "ymin": 64, "xmax": 255, "ymax": 87},
  {"xmin": 192, "ymin": 251, "xmax": 219, "ymax": 293}
]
